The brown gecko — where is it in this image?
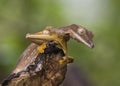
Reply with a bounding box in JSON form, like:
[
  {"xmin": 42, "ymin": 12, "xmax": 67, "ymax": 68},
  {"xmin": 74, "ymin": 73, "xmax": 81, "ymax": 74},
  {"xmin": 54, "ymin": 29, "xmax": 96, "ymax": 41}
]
[
  {"xmin": 26, "ymin": 24, "xmax": 94, "ymax": 52},
  {"xmin": 13, "ymin": 24, "xmax": 94, "ymax": 73},
  {"xmin": 1, "ymin": 24, "xmax": 94, "ymax": 86}
]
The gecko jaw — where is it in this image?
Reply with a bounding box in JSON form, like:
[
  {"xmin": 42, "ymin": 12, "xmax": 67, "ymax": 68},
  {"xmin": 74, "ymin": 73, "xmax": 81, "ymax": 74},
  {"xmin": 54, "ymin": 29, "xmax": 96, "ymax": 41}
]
[{"xmin": 70, "ymin": 30, "xmax": 94, "ymax": 48}]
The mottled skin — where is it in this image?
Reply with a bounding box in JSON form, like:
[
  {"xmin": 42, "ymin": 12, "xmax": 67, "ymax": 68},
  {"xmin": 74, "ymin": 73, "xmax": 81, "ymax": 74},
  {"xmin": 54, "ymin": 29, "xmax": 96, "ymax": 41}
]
[
  {"xmin": 1, "ymin": 24, "xmax": 94, "ymax": 86},
  {"xmin": 26, "ymin": 24, "xmax": 94, "ymax": 53},
  {"xmin": 12, "ymin": 24, "xmax": 94, "ymax": 74},
  {"xmin": 26, "ymin": 24, "xmax": 94, "ymax": 65}
]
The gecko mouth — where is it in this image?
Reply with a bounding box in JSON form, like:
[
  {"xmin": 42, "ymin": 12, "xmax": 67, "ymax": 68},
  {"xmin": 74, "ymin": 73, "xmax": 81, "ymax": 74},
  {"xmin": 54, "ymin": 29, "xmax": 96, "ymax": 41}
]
[
  {"xmin": 88, "ymin": 42, "xmax": 94, "ymax": 48},
  {"xmin": 70, "ymin": 30, "xmax": 94, "ymax": 48},
  {"xmin": 76, "ymin": 35, "xmax": 94, "ymax": 48}
]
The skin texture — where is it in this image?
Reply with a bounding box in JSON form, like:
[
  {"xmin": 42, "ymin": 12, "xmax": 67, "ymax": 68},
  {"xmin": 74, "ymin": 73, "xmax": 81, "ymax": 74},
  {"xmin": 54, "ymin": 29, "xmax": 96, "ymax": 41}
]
[
  {"xmin": 1, "ymin": 24, "xmax": 94, "ymax": 86},
  {"xmin": 26, "ymin": 24, "xmax": 94, "ymax": 54}
]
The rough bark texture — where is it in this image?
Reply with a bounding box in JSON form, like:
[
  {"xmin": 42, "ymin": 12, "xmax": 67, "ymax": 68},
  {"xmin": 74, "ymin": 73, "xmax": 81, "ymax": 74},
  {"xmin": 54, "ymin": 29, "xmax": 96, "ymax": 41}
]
[
  {"xmin": 1, "ymin": 42, "xmax": 73, "ymax": 86},
  {"xmin": 0, "ymin": 24, "xmax": 94, "ymax": 86}
]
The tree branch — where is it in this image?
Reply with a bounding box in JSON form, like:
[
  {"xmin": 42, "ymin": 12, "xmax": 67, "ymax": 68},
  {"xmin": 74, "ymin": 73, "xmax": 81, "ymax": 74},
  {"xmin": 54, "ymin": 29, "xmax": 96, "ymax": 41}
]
[
  {"xmin": 1, "ymin": 24, "xmax": 94, "ymax": 86},
  {"xmin": 1, "ymin": 42, "xmax": 73, "ymax": 86}
]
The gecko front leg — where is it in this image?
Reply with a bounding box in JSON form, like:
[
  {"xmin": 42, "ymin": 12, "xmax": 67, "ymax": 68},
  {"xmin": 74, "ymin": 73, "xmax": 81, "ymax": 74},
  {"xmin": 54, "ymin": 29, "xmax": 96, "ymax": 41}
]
[
  {"xmin": 26, "ymin": 24, "xmax": 94, "ymax": 65},
  {"xmin": 26, "ymin": 28, "xmax": 74, "ymax": 65}
]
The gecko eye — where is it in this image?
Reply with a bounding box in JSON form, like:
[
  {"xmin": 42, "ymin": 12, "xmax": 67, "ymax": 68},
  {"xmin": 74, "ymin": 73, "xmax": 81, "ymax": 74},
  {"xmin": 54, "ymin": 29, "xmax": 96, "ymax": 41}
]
[{"xmin": 78, "ymin": 28, "xmax": 85, "ymax": 35}]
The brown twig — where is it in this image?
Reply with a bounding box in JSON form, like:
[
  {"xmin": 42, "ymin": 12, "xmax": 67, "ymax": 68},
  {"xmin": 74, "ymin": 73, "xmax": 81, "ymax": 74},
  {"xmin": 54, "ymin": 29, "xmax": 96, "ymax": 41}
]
[
  {"xmin": 1, "ymin": 42, "xmax": 73, "ymax": 86},
  {"xmin": 1, "ymin": 24, "xmax": 94, "ymax": 86}
]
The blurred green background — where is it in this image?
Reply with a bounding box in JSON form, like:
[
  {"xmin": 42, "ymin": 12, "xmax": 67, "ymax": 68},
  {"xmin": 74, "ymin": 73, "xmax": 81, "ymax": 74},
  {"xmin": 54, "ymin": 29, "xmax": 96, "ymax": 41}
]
[{"xmin": 0, "ymin": 0, "xmax": 120, "ymax": 86}]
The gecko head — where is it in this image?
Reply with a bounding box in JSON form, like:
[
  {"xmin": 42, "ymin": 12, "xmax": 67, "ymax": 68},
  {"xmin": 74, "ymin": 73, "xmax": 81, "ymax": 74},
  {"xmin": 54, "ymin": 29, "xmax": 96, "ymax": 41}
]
[
  {"xmin": 26, "ymin": 24, "xmax": 94, "ymax": 48},
  {"xmin": 68, "ymin": 24, "xmax": 94, "ymax": 48}
]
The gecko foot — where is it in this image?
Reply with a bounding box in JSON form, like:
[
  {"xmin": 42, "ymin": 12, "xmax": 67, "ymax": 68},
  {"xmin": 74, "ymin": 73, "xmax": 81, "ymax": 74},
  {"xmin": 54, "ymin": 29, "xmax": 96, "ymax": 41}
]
[{"xmin": 59, "ymin": 56, "xmax": 74, "ymax": 65}]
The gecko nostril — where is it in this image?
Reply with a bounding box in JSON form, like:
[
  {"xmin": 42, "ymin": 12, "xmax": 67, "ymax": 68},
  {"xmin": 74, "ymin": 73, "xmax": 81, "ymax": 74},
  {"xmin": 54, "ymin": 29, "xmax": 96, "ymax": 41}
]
[{"xmin": 90, "ymin": 43, "xmax": 94, "ymax": 48}]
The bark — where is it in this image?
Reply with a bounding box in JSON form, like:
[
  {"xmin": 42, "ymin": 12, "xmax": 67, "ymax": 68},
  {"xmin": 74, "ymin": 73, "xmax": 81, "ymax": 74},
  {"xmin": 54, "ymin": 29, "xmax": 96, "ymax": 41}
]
[{"xmin": 1, "ymin": 42, "xmax": 73, "ymax": 86}]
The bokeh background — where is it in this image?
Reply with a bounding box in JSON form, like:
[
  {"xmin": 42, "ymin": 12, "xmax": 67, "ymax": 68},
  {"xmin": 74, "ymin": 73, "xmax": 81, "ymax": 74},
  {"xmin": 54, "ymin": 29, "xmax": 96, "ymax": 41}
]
[{"xmin": 0, "ymin": 0, "xmax": 120, "ymax": 86}]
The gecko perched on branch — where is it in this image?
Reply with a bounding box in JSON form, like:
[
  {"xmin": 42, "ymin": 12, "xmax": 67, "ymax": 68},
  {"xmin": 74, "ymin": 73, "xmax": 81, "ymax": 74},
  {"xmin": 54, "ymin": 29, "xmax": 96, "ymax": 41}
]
[
  {"xmin": 26, "ymin": 24, "xmax": 94, "ymax": 64},
  {"xmin": 26, "ymin": 24, "xmax": 94, "ymax": 51},
  {"xmin": 1, "ymin": 24, "xmax": 94, "ymax": 86}
]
